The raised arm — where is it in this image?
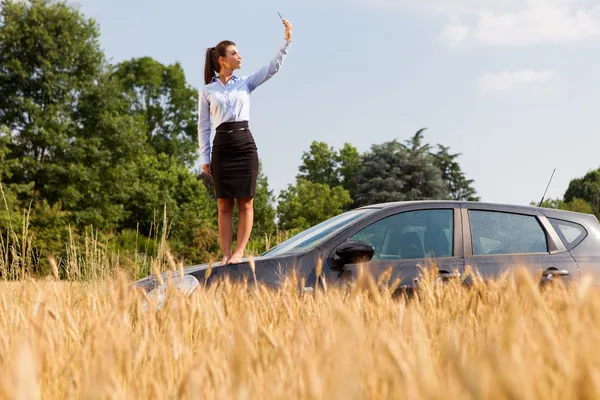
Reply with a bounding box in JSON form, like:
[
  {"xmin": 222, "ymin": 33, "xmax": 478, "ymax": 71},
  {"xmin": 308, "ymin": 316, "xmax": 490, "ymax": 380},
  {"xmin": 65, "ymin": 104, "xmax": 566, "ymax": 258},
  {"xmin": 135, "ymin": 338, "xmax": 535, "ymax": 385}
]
[
  {"xmin": 246, "ymin": 18, "xmax": 293, "ymax": 92},
  {"xmin": 198, "ymin": 89, "xmax": 212, "ymax": 170}
]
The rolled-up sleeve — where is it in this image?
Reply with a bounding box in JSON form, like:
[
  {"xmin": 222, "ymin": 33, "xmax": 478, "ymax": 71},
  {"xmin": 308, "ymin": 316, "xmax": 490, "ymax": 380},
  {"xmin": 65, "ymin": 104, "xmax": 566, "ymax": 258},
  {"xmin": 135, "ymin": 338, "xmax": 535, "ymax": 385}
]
[
  {"xmin": 198, "ymin": 89, "xmax": 212, "ymax": 165},
  {"xmin": 246, "ymin": 40, "xmax": 291, "ymax": 92}
]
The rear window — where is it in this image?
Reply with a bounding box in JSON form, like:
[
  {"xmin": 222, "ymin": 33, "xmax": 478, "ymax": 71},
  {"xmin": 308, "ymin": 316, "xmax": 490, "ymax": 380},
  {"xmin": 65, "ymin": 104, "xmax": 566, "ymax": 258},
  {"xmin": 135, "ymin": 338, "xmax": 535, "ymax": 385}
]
[{"xmin": 548, "ymin": 218, "xmax": 587, "ymax": 250}]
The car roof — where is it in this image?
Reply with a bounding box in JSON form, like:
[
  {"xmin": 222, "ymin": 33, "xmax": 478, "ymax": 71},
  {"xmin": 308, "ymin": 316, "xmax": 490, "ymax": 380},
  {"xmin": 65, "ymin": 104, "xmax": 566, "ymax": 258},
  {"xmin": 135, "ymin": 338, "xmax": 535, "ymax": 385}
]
[
  {"xmin": 356, "ymin": 200, "xmax": 598, "ymax": 222},
  {"xmin": 357, "ymin": 199, "xmax": 541, "ymax": 210}
]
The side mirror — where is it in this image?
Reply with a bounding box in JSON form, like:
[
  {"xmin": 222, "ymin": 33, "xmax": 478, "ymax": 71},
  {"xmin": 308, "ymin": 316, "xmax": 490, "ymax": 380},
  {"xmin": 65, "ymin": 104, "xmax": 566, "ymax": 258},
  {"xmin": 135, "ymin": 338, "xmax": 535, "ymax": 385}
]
[{"xmin": 334, "ymin": 240, "xmax": 374, "ymax": 265}]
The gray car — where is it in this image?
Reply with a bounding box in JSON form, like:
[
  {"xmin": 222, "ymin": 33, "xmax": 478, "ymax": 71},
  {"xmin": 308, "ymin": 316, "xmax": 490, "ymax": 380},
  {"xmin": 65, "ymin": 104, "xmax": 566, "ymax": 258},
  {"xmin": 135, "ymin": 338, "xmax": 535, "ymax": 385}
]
[{"xmin": 133, "ymin": 201, "xmax": 600, "ymax": 295}]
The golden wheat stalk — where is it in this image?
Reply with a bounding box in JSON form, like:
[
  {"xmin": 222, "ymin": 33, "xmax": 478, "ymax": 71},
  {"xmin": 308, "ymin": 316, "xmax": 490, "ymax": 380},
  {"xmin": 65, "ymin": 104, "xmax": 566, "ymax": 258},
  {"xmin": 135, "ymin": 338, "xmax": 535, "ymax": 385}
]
[{"xmin": 0, "ymin": 268, "xmax": 595, "ymax": 399}]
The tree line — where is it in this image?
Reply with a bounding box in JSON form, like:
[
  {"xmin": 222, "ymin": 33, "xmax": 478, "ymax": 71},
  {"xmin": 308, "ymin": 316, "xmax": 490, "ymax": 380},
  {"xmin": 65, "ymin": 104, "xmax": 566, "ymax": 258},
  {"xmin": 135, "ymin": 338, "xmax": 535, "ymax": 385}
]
[{"xmin": 1, "ymin": 0, "xmax": 598, "ymax": 279}]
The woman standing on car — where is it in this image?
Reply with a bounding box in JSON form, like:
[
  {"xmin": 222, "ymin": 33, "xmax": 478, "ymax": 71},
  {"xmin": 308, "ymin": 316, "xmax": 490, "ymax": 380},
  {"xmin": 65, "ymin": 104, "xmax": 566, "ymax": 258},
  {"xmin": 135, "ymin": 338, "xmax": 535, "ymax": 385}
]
[{"xmin": 198, "ymin": 18, "xmax": 293, "ymax": 265}]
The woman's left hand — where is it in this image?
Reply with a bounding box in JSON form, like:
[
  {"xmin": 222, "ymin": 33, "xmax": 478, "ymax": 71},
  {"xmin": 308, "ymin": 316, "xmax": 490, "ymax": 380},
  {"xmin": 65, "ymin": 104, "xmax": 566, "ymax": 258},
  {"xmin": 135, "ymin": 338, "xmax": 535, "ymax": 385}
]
[{"xmin": 282, "ymin": 18, "xmax": 293, "ymax": 42}]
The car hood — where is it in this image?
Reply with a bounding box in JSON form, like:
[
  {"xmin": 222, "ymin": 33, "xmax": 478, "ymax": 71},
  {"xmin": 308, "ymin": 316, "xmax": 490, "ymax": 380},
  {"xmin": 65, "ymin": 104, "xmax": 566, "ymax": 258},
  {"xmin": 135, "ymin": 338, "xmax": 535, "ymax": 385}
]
[{"xmin": 131, "ymin": 252, "xmax": 306, "ymax": 292}]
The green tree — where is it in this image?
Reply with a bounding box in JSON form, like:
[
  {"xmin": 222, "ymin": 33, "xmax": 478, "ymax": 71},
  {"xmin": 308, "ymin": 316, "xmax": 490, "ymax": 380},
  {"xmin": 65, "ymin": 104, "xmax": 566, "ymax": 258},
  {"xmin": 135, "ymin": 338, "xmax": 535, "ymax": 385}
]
[
  {"xmin": 402, "ymin": 128, "xmax": 448, "ymax": 200},
  {"xmin": 337, "ymin": 143, "xmax": 361, "ymax": 202},
  {"xmin": 276, "ymin": 178, "xmax": 352, "ymax": 231},
  {"xmin": 0, "ymin": 0, "xmax": 131, "ymax": 272},
  {"xmin": 26, "ymin": 198, "xmax": 73, "ymax": 274},
  {"xmin": 433, "ymin": 143, "xmax": 480, "ymax": 201},
  {"xmin": 113, "ymin": 57, "xmax": 198, "ymax": 166},
  {"xmin": 535, "ymin": 198, "xmax": 564, "ymax": 209},
  {"xmin": 569, "ymin": 198, "xmax": 595, "ymax": 214},
  {"xmin": 297, "ymin": 141, "xmax": 362, "ymax": 208},
  {"xmin": 43, "ymin": 73, "xmax": 147, "ymax": 231},
  {"xmin": 0, "ymin": 178, "xmax": 22, "ymax": 245},
  {"xmin": 354, "ymin": 130, "xmax": 449, "ymax": 207},
  {"xmin": 121, "ymin": 154, "xmax": 209, "ymax": 235},
  {"xmin": 0, "ymin": 126, "xmax": 12, "ymax": 180},
  {"xmin": 0, "ymin": 0, "xmax": 220, "ymax": 270},
  {"xmin": 296, "ymin": 141, "xmax": 340, "ymax": 187},
  {"xmin": 534, "ymin": 197, "xmax": 595, "ymax": 215},
  {"xmin": 0, "ymin": 0, "xmax": 105, "ymax": 198},
  {"xmin": 564, "ymin": 168, "xmax": 600, "ymax": 218}
]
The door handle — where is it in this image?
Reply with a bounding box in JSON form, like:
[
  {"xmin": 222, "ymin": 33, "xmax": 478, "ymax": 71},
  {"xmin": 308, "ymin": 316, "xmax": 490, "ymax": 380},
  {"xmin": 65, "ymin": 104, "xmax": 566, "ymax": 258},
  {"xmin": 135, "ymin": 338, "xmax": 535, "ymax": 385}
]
[
  {"xmin": 542, "ymin": 268, "xmax": 569, "ymax": 277},
  {"xmin": 438, "ymin": 270, "xmax": 459, "ymax": 280}
]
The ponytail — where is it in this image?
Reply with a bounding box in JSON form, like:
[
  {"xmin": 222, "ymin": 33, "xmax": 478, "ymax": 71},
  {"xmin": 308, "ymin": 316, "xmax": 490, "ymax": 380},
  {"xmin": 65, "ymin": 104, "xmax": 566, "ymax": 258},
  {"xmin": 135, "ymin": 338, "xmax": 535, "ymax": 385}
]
[
  {"xmin": 204, "ymin": 47, "xmax": 217, "ymax": 85},
  {"xmin": 203, "ymin": 41, "xmax": 236, "ymax": 85}
]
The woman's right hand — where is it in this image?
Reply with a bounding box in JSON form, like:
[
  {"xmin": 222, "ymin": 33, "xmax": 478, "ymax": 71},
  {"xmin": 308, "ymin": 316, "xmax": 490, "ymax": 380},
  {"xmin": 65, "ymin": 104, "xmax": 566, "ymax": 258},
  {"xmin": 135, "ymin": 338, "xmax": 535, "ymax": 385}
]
[
  {"xmin": 282, "ymin": 18, "xmax": 292, "ymax": 42},
  {"xmin": 202, "ymin": 164, "xmax": 211, "ymax": 176}
]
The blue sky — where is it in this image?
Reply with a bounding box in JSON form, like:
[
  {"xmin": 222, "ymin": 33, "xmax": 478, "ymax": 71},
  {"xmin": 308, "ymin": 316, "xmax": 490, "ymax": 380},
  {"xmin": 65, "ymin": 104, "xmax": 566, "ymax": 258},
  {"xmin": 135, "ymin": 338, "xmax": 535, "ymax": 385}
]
[{"xmin": 69, "ymin": 0, "xmax": 600, "ymax": 206}]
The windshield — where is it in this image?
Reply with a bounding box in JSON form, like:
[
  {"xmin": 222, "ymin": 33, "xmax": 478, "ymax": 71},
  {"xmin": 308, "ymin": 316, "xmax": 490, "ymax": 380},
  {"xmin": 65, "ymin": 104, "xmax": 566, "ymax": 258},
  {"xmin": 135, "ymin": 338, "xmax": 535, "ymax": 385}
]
[{"xmin": 261, "ymin": 208, "xmax": 378, "ymax": 257}]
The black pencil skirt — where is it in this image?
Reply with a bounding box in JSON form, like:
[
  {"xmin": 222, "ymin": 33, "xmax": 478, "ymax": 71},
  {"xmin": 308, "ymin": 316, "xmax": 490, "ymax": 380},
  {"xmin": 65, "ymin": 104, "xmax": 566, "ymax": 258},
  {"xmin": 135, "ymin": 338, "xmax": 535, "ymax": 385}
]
[{"xmin": 211, "ymin": 121, "xmax": 259, "ymax": 199}]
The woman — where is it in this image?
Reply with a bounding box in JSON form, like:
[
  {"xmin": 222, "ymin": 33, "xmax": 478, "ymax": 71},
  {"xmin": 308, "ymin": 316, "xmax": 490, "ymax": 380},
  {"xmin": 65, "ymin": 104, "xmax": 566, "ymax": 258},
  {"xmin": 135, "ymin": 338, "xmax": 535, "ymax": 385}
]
[{"xmin": 198, "ymin": 18, "xmax": 293, "ymax": 265}]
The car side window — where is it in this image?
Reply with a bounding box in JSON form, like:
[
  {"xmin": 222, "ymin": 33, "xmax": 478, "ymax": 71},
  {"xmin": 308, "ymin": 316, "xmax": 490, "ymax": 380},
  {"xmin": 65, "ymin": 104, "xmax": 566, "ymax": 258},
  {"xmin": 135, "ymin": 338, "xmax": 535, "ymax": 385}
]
[
  {"xmin": 469, "ymin": 210, "xmax": 548, "ymax": 255},
  {"xmin": 548, "ymin": 218, "xmax": 587, "ymax": 250},
  {"xmin": 349, "ymin": 209, "xmax": 454, "ymax": 260}
]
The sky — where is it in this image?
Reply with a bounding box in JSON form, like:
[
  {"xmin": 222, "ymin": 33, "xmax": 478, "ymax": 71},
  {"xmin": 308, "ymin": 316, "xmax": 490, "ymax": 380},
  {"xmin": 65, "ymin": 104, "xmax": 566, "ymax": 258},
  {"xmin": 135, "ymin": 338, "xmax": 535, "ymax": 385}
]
[{"xmin": 68, "ymin": 0, "xmax": 600, "ymax": 206}]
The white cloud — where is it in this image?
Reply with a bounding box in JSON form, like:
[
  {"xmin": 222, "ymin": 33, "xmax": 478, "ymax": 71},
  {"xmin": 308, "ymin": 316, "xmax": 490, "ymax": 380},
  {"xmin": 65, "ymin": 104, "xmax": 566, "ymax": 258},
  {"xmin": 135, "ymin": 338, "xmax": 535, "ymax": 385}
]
[
  {"xmin": 356, "ymin": 0, "xmax": 600, "ymax": 46},
  {"xmin": 442, "ymin": 1, "xmax": 600, "ymax": 46},
  {"xmin": 479, "ymin": 70, "xmax": 558, "ymax": 91}
]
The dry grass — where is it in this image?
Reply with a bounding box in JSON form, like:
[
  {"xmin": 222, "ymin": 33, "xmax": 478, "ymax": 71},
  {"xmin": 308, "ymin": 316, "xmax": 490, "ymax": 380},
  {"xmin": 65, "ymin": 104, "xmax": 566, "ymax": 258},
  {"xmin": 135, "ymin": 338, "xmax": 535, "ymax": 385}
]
[{"xmin": 0, "ymin": 268, "xmax": 599, "ymax": 399}]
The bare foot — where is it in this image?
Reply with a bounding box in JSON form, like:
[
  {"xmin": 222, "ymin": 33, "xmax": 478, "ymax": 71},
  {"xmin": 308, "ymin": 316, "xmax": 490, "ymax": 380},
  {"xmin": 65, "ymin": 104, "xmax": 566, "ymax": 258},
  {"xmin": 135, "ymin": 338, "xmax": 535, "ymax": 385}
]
[
  {"xmin": 228, "ymin": 252, "xmax": 244, "ymax": 264},
  {"xmin": 221, "ymin": 255, "xmax": 230, "ymax": 265}
]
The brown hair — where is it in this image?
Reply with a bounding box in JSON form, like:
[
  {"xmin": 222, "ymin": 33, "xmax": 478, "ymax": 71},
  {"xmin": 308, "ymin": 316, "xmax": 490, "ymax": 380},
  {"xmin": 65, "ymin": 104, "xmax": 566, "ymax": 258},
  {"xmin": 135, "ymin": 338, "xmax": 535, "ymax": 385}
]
[{"xmin": 204, "ymin": 40, "xmax": 236, "ymax": 85}]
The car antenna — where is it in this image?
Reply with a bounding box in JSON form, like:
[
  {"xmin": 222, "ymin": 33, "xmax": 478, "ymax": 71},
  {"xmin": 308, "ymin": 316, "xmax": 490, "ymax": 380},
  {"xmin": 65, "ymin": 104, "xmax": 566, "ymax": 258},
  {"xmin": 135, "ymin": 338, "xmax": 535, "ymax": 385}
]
[{"xmin": 538, "ymin": 168, "xmax": 556, "ymax": 207}]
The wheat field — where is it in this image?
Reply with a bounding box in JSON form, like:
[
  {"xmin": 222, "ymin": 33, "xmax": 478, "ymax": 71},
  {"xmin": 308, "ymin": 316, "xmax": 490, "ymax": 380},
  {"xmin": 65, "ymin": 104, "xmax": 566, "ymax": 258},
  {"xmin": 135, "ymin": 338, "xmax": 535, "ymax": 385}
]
[{"xmin": 0, "ymin": 267, "xmax": 599, "ymax": 400}]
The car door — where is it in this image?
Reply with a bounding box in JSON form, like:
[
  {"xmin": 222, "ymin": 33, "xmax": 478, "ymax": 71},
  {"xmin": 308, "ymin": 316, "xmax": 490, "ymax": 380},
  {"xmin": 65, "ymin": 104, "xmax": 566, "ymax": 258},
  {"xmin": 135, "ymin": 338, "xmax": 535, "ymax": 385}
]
[
  {"xmin": 461, "ymin": 205, "xmax": 580, "ymax": 285},
  {"xmin": 322, "ymin": 204, "xmax": 465, "ymax": 290}
]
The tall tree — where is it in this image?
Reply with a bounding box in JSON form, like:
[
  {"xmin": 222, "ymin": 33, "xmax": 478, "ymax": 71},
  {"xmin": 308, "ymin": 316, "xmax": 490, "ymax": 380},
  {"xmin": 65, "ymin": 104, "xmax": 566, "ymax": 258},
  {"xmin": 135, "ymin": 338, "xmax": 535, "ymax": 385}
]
[
  {"xmin": 113, "ymin": 57, "xmax": 198, "ymax": 166},
  {"xmin": 337, "ymin": 143, "xmax": 361, "ymax": 201},
  {"xmin": 0, "ymin": 0, "xmax": 105, "ymax": 198},
  {"xmin": 276, "ymin": 178, "xmax": 352, "ymax": 231},
  {"xmin": 402, "ymin": 128, "xmax": 448, "ymax": 200},
  {"xmin": 354, "ymin": 130, "xmax": 449, "ymax": 207},
  {"xmin": 433, "ymin": 143, "xmax": 479, "ymax": 201},
  {"xmin": 0, "ymin": 0, "xmax": 218, "ymax": 268},
  {"xmin": 296, "ymin": 141, "xmax": 340, "ymax": 187},
  {"xmin": 564, "ymin": 168, "xmax": 600, "ymax": 218},
  {"xmin": 43, "ymin": 73, "xmax": 147, "ymax": 231},
  {"xmin": 297, "ymin": 140, "xmax": 362, "ymax": 208},
  {"xmin": 121, "ymin": 153, "xmax": 210, "ymax": 235}
]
